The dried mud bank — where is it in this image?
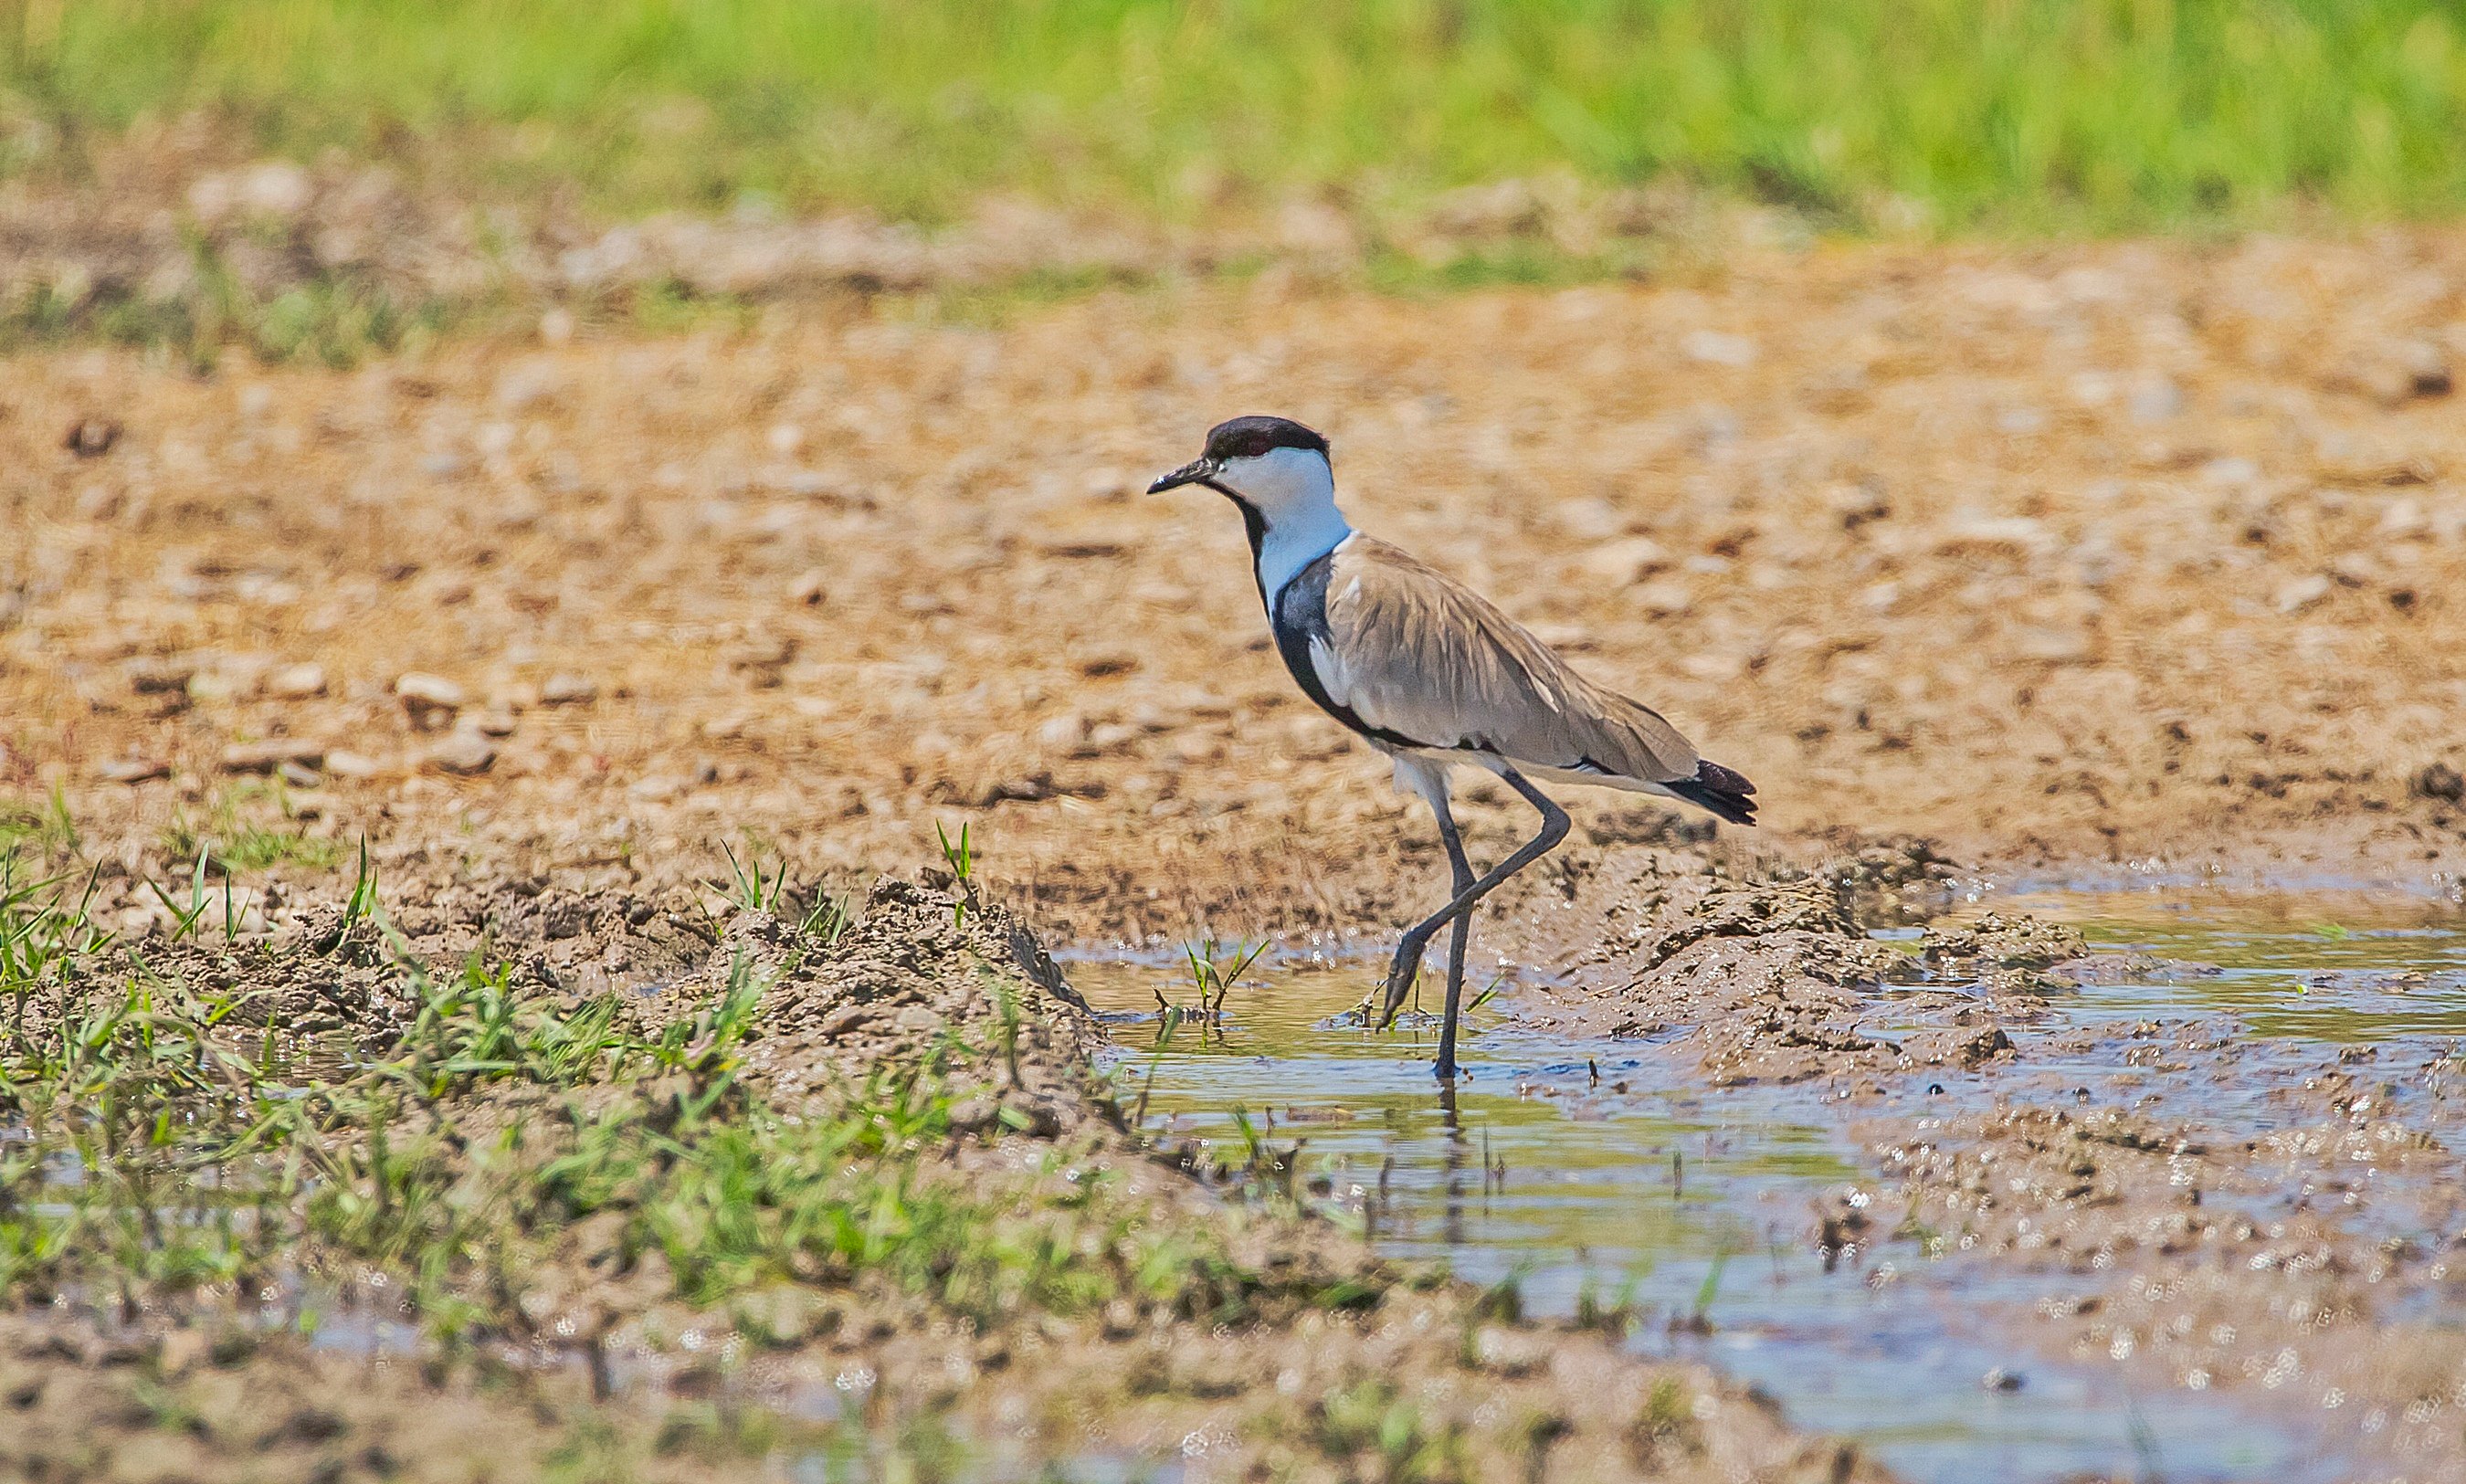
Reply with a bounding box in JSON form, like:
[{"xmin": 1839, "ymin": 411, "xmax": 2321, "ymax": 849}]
[
  {"xmin": 8, "ymin": 234, "xmax": 2466, "ymax": 947},
  {"xmin": 1, "ymin": 873, "xmax": 1884, "ymax": 1484},
  {"xmin": 1481, "ymin": 836, "xmax": 2466, "ymax": 1481}
]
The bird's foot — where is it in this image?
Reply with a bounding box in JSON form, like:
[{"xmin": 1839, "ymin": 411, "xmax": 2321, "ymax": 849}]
[{"xmin": 1375, "ymin": 946, "xmax": 1422, "ymax": 1028}]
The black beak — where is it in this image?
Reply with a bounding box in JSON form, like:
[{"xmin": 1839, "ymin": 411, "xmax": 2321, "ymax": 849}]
[{"xmin": 1147, "ymin": 456, "xmax": 1217, "ymax": 494}]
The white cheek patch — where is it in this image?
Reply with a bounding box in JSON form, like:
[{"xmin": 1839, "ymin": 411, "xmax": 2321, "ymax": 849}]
[
  {"xmin": 1239, "ymin": 448, "xmax": 1352, "ymax": 602},
  {"xmin": 1217, "ymin": 446, "xmax": 1332, "ymax": 511}
]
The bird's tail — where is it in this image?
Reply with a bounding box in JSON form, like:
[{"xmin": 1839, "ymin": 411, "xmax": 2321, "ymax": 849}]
[{"xmin": 1660, "ymin": 758, "xmax": 1758, "ymax": 826}]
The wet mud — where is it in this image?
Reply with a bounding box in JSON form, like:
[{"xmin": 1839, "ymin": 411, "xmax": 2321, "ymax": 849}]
[{"xmin": 1469, "ymin": 835, "xmax": 2466, "ymax": 1481}]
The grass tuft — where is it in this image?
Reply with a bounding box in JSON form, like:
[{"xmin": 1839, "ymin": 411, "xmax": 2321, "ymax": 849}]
[
  {"xmin": 935, "ymin": 822, "xmax": 977, "ymax": 929},
  {"xmin": 0, "ymin": 789, "xmax": 79, "ymax": 862},
  {"xmin": 161, "ymin": 782, "xmax": 343, "ymax": 877},
  {"xmin": 0, "ymin": 881, "xmax": 1380, "ymax": 1354}
]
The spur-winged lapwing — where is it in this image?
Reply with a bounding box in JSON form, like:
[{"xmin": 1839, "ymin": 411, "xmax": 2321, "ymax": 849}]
[{"xmin": 1149, "ymin": 415, "xmax": 1756, "ymax": 1080}]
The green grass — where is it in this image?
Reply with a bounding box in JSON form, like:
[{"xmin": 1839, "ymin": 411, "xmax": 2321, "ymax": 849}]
[
  {"xmin": 5, "ymin": 0, "xmax": 2465, "ymax": 235},
  {"xmin": 0, "ymin": 789, "xmax": 79, "ymax": 861},
  {"xmin": 0, "ymin": 850, "xmax": 1377, "ymax": 1354},
  {"xmin": 1, "ymin": 230, "xmax": 456, "ymax": 370},
  {"xmin": 160, "ymin": 781, "xmax": 343, "ymax": 876},
  {"xmin": 1313, "ymin": 1377, "xmax": 1466, "ymax": 1484}
]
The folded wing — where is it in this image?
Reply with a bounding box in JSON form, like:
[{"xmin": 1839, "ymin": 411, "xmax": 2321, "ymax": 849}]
[{"xmin": 1311, "ymin": 536, "xmax": 1700, "ymax": 784}]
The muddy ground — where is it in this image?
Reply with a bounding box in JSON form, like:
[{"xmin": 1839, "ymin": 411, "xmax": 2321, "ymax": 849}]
[
  {"xmin": 1469, "ymin": 835, "xmax": 2466, "ymax": 1481},
  {"xmin": 3, "ymin": 869, "xmax": 1881, "ymax": 1484},
  {"xmin": 6, "ymin": 833, "xmax": 2461, "ymax": 1481},
  {"xmin": 6, "ymin": 227, "xmax": 2466, "ymax": 1480}
]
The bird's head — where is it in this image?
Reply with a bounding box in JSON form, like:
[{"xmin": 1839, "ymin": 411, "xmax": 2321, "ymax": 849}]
[{"xmin": 1147, "ymin": 415, "xmax": 1334, "ymax": 524}]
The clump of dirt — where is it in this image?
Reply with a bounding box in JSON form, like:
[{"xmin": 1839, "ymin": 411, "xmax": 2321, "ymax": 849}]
[
  {"xmin": 0, "ymin": 1315, "xmax": 757, "ymax": 1484},
  {"xmin": 719, "ymin": 878, "xmax": 1110, "ymax": 1134},
  {"xmin": 2, "ymin": 871, "xmax": 717, "ymax": 1049},
  {"xmin": 1793, "ymin": 834, "xmax": 1964, "ymax": 927},
  {"xmin": 1518, "ymin": 861, "xmax": 1933, "ymax": 1079},
  {"xmin": 1918, "ymin": 911, "xmax": 2086, "ymax": 971},
  {"xmin": 381, "ymin": 876, "xmax": 716, "ymax": 994},
  {"xmin": 2044, "ymin": 951, "xmax": 2223, "ymax": 985},
  {"xmin": 1913, "ymin": 911, "xmax": 2090, "ymax": 992},
  {"xmin": 136, "ymin": 912, "xmax": 413, "ymax": 1048}
]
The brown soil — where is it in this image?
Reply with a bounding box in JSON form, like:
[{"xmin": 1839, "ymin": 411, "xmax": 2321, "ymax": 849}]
[{"xmin": 6, "ymin": 231, "xmax": 2466, "ymax": 950}]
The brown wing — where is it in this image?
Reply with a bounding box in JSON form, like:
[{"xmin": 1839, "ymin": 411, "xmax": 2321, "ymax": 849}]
[{"xmin": 1312, "ymin": 536, "xmax": 1698, "ymax": 783}]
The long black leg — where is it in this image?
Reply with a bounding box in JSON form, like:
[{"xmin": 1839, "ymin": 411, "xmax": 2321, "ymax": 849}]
[
  {"xmin": 1378, "ymin": 768, "xmax": 1571, "ymax": 1077},
  {"xmin": 1430, "ymin": 796, "xmax": 1477, "ymax": 1079}
]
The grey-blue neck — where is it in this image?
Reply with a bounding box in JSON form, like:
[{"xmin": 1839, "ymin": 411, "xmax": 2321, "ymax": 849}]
[{"xmin": 1218, "ymin": 445, "xmax": 1353, "ymax": 606}]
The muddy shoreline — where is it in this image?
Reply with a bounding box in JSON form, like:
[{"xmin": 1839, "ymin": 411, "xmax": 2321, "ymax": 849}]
[
  {"xmin": 1451, "ymin": 835, "xmax": 2466, "ymax": 1482},
  {"xmin": 6, "ymin": 822, "xmax": 2461, "ymax": 1479},
  {"xmin": 2, "ymin": 865, "xmax": 1889, "ymax": 1484}
]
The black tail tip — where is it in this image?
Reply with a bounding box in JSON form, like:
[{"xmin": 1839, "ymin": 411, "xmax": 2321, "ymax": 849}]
[{"xmin": 1666, "ymin": 759, "xmax": 1758, "ymax": 826}]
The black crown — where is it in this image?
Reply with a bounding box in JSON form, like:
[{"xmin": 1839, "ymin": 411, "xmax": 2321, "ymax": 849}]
[{"xmin": 1203, "ymin": 415, "xmax": 1330, "ymax": 462}]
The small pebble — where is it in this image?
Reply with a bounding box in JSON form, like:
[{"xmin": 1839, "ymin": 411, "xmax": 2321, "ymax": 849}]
[
  {"xmin": 219, "ymin": 739, "xmax": 325, "ymax": 774},
  {"xmin": 2415, "ymin": 762, "xmax": 2465, "ymax": 804},
  {"xmin": 2274, "ymin": 574, "xmax": 2334, "ymax": 614},
  {"xmin": 1682, "ymin": 329, "xmax": 1758, "ymax": 367},
  {"xmin": 2128, "ymin": 379, "xmax": 2184, "ymax": 422},
  {"xmin": 266, "ymin": 662, "xmax": 327, "ymax": 699},
  {"xmin": 395, "ymin": 672, "xmax": 468, "ymax": 725},
  {"xmin": 63, "ymin": 417, "xmax": 121, "ymax": 458},
  {"xmin": 427, "ymin": 730, "xmax": 497, "ymax": 776},
  {"xmin": 127, "ymin": 659, "xmax": 195, "ymax": 695},
  {"xmin": 540, "ymin": 673, "xmax": 599, "ymax": 706},
  {"xmin": 325, "ymin": 750, "xmax": 382, "ymax": 780},
  {"xmin": 1581, "ymin": 536, "xmax": 1670, "ymax": 586}
]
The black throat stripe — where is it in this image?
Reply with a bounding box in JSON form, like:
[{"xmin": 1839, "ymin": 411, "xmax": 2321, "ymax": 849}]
[{"xmin": 1224, "ymin": 489, "xmax": 1272, "ymax": 611}]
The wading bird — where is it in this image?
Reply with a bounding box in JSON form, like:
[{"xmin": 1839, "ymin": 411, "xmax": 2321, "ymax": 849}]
[{"xmin": 1149, "ymin": 415, "xmax": 1756, "ymax": 1079}]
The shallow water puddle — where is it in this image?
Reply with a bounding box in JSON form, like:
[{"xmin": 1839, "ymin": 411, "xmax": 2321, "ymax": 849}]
[
  {"xmin": 2008, "ymin": 886, "xmax": 2466, "ymax": 1045},
  {"xmin": 1068, "ymin": 889, "xmax": 2466, "ymax": 1484}
]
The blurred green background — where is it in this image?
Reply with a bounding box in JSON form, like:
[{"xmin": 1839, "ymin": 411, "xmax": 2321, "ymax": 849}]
[{"xmin": 5, "ymin": 0, "xmax": 2465, "ymax": 233}]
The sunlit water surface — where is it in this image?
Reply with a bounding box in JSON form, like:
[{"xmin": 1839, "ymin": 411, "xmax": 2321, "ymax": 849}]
[{"xmin": 1065, "ymin": 887, "xmax": 2466, "ymax": 1484}]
